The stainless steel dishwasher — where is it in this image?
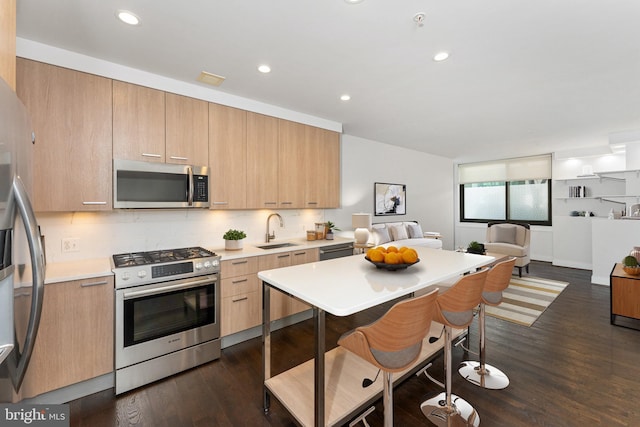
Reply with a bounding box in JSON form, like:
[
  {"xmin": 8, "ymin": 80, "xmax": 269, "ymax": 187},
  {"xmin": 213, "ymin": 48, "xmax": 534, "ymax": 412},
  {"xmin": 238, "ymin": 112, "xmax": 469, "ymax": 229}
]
[{"xmin": 319, "ymin": 242, "xmax": 355, "ymax": 260}]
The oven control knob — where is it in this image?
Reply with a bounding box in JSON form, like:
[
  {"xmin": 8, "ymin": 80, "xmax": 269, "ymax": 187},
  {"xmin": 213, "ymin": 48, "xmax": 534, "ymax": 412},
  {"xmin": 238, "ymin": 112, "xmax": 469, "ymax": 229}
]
[
  {"xmin": 121, "ymin": 272, "xmax": 130, "ymax": 281},
  {"xmin": 137, "ymin": 270, "xmax": 147, "ymax": 279},
  {"xmin": 195, "ymin": 262, "xmax": 203, "ymax": 270},
  {"xmin": 204, "ymin": 261, "xmax": 212, "ymax": 269}
]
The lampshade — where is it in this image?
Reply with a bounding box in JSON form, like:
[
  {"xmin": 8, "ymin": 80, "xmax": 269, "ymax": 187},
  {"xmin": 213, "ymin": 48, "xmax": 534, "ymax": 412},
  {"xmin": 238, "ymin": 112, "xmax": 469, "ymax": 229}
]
[
  {"xmin": 352, "ymin": 213, "xmax": 372, "ymax": 229},
  {"xmin": 352, "ymin": 213, "xmax": 372, "ymax": 245}
]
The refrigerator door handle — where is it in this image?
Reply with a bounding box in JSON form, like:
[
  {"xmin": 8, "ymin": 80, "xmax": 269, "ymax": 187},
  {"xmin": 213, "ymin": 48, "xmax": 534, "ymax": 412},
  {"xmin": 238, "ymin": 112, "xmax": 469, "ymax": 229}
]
[{"xmin": 10, "ymin": 176, "xmax": 45, "ymax": 390}]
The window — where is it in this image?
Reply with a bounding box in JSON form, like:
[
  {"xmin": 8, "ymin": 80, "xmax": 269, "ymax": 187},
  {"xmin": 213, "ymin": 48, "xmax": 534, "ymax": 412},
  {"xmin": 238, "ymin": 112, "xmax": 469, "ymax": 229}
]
[{"xmin": 459, "ymin": 155, "xmax": 552, "ymax": 226}]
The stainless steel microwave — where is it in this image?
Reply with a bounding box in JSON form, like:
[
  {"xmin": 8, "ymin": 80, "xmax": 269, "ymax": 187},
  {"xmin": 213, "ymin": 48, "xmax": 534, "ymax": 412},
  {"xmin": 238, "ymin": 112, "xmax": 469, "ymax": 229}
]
[{"xmin": 113, "ymin": 159, "xmax": 209, "ymax": 208}]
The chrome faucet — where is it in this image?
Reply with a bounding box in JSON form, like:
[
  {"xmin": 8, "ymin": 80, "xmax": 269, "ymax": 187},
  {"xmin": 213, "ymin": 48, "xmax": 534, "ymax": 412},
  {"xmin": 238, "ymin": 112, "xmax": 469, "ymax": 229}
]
[{"xmin": 266, "ymin": 213, "xmax": 284, "ymax": 243}]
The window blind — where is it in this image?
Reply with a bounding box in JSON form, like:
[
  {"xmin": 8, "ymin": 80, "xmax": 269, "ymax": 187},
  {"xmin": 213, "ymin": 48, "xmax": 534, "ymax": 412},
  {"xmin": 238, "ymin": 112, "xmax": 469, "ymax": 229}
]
[{"xmin": 458, "ymin": 154, "xmax": 552, "ymax": 184}]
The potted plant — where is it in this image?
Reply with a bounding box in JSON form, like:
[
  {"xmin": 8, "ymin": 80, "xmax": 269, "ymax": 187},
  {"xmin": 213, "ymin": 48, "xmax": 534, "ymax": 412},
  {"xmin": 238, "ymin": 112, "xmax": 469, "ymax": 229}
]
[
  {"xmin": 223, "ymin": 229, "xmax": 246, "ymax": 251},
  {"xmin": 467, "ymin": 240, "xmax": 485, "ymax": 255},
  {"xmin": 325, "ymin": 221, "xmax": 340, "ymax": 240}
]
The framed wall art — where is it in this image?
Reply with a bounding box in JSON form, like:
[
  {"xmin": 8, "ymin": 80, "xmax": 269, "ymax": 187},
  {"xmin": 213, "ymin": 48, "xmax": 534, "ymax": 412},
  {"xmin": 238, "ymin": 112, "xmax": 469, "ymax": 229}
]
[{"xmin": 374, "ymin": 182, "xmax": 406, "ymax": 216}]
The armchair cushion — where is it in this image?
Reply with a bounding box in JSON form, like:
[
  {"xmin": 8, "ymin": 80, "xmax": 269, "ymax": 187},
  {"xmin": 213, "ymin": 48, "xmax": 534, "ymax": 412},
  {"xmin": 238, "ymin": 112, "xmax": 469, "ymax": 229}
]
[
  {"xmin": 485, "ymin": 222, "xmax": 530, "ymax": 269},
  {"xmin": 493, "ymin": 224, "xmax": 517, "ymax": 245}
]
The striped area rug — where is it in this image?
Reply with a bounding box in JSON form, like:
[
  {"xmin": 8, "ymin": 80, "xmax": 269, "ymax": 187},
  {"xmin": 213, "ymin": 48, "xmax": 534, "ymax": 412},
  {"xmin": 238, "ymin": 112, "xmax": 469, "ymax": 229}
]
[{"xmin": 485, "ymin": 276, "xmax": 569, "ymax": 327}]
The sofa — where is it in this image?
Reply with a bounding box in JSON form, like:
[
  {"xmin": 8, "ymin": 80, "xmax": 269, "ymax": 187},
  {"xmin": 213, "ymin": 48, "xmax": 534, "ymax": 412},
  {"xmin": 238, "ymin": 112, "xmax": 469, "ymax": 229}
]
[{"xmin": 371, "ymin": 221, "xmax": 443, "ymax": 250}]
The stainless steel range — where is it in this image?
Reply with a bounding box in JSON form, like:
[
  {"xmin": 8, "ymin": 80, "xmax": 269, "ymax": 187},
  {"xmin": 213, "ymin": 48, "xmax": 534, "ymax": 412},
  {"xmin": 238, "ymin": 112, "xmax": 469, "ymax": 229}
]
[{"xmin": 112, "ymin": 246, "xmax": 221, "ymax": 394}]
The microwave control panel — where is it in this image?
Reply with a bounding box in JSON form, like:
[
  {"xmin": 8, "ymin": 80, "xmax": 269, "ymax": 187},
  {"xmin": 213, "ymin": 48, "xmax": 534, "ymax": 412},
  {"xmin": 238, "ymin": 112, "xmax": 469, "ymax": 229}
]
[{"xmin": 194, "ymin": 175, "xmax": 208, "ymax": 202}]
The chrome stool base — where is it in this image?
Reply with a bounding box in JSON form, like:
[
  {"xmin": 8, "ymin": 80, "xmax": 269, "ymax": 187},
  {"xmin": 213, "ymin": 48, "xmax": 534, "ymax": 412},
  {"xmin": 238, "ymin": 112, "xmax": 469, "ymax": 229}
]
[
  {"xmin": 421, "ymin": 392, "xmax": 480, "ymax": 427},
  {"xmin": 459, "ymin": 360, "xmax": 509, "ymax": 390}
]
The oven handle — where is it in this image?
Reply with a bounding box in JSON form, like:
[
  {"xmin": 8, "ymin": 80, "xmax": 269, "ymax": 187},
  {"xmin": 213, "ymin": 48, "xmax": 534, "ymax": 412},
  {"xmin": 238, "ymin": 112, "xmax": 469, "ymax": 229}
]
[{"xmin": 122, "ymin": 276, "xmax": 217, "ymax": 300}]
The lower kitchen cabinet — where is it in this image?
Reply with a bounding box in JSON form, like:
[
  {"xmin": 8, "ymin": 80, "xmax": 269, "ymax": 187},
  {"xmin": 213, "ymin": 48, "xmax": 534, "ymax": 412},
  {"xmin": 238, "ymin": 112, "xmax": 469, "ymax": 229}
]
[
  {"xmin": 20, "ymin": 276, "xmax": 114, "ymax": 399},
  {"xmin": 220, "ymin": 257, "xmax": 261, "ymax": 336}
]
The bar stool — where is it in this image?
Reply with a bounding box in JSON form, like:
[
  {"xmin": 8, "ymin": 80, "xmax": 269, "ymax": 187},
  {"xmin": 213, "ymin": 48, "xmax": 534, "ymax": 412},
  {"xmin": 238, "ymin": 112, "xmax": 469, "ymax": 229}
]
[
  {"xmin": 459, "ymin": 257, "xmax": 516, "ymax": 390},
  {"xmin": 338, "ymin": 289, "xmax": 439, "ymax": 427},
  {"xmin": 420, "ymin": 268, "xmax": 488, "ymax": 427}
]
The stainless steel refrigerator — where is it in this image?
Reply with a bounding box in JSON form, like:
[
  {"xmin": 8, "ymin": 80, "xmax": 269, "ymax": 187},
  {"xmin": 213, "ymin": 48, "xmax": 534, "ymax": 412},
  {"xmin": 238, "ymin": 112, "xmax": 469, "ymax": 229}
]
[{"xmin": 0, "ymin": 77, "xmax": 46, "ymax": 403}]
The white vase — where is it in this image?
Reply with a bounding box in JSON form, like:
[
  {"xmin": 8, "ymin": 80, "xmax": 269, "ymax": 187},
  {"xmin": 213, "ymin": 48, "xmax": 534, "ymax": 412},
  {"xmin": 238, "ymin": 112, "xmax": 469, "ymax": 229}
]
[{"xmin": 225, "ymin": 239, "xmax": 244, "ymax": 251}]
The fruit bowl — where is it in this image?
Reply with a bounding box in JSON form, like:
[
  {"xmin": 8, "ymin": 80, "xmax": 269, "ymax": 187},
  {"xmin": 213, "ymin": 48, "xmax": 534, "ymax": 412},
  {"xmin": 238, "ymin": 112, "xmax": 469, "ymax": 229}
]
[
  {"xmin": 623, "ymin": 266, "xmax": 640, "ymax": 276},
  {"xmin": 365, "ymin": 256, "xmax": 420, "ymax": 271}
]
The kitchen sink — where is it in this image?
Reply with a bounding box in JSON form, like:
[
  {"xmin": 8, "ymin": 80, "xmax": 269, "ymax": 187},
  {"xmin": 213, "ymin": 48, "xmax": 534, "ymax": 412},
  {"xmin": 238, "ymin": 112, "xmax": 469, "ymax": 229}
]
[{"xmin": 255, "ymin": 242, "xmax": 299, "ymax": 250}]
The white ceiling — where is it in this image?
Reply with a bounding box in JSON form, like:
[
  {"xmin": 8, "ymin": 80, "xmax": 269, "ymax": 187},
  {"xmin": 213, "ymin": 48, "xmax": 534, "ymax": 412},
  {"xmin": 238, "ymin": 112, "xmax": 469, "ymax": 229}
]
[{"xmin": 15, "ymin": 0, "xmax": 640, "ymax": 162}]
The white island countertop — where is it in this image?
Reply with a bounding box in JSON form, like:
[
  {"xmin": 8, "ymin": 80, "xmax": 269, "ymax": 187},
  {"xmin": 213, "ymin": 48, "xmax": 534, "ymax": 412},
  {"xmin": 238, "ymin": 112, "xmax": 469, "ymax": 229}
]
[{"xmin": 258, "ymin": 247, "xmax": 494, "ymax": 316}]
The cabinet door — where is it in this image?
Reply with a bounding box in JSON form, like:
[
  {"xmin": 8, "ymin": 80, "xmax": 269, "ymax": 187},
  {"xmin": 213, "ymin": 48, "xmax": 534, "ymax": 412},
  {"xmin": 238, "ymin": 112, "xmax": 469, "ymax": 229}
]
[
  {"xmin": 278, "ymin": 119, "xmax": 306, "ymax": 208},
  {"xmin": 166, "ymin": 93, "xmax": 208, "ymax": 165},
  {"xmin": 305, "ymin": 126, "xmax": 340, "ymax": 208},
  {"xmin": 289, "ymin": 248, "xmax": 318, "ymax": 314},
  {"xmin": 221, "ymin": 275, "xmax": 261, "ymax": 336},
  {"xmin": 209, "ymin": 103, "xmax": 247, "ymax": 209},
  {"xmin": 259, "ymin": 252, "xmax": 293, "ymax": 320},
  {"xmin": 16, "ymin": 59, "xmax": 113, "ymax": 211},
  {"xmin": 0, "ymin": 0, "xmax": 15, "ymax": 89},
  {"xmin": 247, "ymin": 112, "xmax": 279, "ymax": 209},
  {"xmin": 113, "ymin": 80, "xmax": 165, "ymax": 162},
  {"xmin": 20, "ymin": 276, "xmax": 114, "ymax": 398}
]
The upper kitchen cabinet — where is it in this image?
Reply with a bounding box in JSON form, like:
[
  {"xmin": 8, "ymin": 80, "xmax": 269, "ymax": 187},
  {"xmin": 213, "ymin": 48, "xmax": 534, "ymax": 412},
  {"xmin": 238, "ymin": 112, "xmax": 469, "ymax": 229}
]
[
  {"xmin": 305, "ymin": 126, "xmax": 340, "ymax": 208},
  {"xmin": 0, "ymin": 0, "xmax": 16, "ymax": 89},
  {"xmin": 165, "ymin": 93, "xmax": 208, "ymax": 165},
  {"xmin": 113, "ymin": 81, "xmax": 165, "ymax": 162},
  {"xmin": 246, "ymin": 112, "xmax": 279, "ymax": 209},
  {"xmin": 209, "ymin": 103, "xmax": 247, "ymax": 209},
  {"xmin": 278, "ymin": 120, "xmax": 306, "ymax": 208},
  {"xmin": 113, "ymin": 82, "xmax": 208, "ymax": 165},
  {"xmin": 16, "ymin": 58, "xmax": 113, "ymax": 211}
]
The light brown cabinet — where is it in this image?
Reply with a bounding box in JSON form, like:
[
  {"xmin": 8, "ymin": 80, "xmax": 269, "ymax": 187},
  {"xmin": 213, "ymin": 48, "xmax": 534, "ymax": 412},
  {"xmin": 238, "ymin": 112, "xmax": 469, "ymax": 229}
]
[
  {"xmin": 113, "ymin": 81, "xmax": 208, "ymax": 164},
  {"xmin": 165, "ymin": 92, "xmax": 208, "ymax": 164},
  {"xmin": 305, "ymin": 126, "xmax": 341, "ymax": 208},
  {"xmin": 246, "ymin": 112, "xmax": 279, "ymax": 208},
  {"xmin": 209, "ymin": 103, "xmax": 247, "ymax": 209},
  {"xmin": 259, "ymin": 248, "xmax": 318, "ymax": 319},
  {"xmin": 278, "ymin": 120, "xmax": 306, "ymax": 208},
  {"xmin": 16, "ymin": 58, "xmax": 113, "ymax": 212},
  {"xmin": 113, "ymin": 81, "xmax": 166, "ymax": 162},
  {"xmin": 0, "ymin": 0, "xmax": 16, "ymax": 89},
  {"xmin": 20, "ymin": 276, "xmax": 114, "ymax": 398},
  {"xmin": 610, "ymin": 263, "xmax": 640, "ymax": 328},
  {"xmin": 220, "ymin": 257, "xmax": 261, "ymax": 336}
]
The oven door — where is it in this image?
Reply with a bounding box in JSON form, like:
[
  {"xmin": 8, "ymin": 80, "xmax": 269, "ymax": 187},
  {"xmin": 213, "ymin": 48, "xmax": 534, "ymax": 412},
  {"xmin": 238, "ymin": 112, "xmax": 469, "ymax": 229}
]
[{"xmin": 115, "ymin": 274, "xmax": 219, "ymax": 369}]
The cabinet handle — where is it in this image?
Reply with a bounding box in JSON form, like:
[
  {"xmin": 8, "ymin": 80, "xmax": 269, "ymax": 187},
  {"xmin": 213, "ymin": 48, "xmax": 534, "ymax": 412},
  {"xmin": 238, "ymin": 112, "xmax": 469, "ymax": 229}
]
[
  {"xmin": 264, "ymin": 202, "xmax": 277, "ymax": 205},
  {"xmin": 294, "ymin": 252, "xmax": 307, "ymax": 256},
  {"xmin": 281, "ymin": 202, "xmax": 293, "ymax": 205},
  {"xmin": 277, "ymin": 254, "xmax": 291, "ymax": 259},
  {"xmin": 212, "ymin": 201, "xmax": 229, "ymax": 205},
  {"xmin": 232, "ymin": 278, "xmax": 248, "ymax": 284},
  {"xmin": 82, "ymin": 201, "xmax": 107, "ymax": 205},
  {"xmin": 142, "ymin": 153, "xmax": 162, "ymax": 158},
  {"xmin": 231, "ymin": 260, "xmax": 248, "ymax": 265},
  {"xmin": 232, "ymin": 297, "xmax": 248, "ymax": 303},
  {"xmin": 307, "ymin": 202, "xmax": 318, "ymax": 205},
  {"xmin": 81, "ymin": 280, "xmax": 109, "ymax": 288},
  {"xmin": 170, "ymin": 156, "xmax": 188, "ymax": 161}
]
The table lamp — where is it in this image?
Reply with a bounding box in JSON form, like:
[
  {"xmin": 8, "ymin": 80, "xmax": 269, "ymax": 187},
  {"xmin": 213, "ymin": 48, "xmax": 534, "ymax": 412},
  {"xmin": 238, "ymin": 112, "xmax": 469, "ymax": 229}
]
[{"xmin": 352, "ymin": 213, "xmax": 372, "ymax": 245}]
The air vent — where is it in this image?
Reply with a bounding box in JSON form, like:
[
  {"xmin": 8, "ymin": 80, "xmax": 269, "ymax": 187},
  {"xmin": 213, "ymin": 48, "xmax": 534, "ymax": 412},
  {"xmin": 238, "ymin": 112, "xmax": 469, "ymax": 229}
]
[{"xmin": 197, "ymin": 71, "xmax": 226, "ymax": 86}]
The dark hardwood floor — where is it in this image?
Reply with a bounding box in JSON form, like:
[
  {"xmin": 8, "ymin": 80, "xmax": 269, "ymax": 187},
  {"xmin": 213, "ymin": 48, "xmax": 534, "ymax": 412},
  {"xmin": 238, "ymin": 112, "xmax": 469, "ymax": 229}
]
[{"xmin": 69, "ymin": 261, "xmax": 640, "ymax": 426}]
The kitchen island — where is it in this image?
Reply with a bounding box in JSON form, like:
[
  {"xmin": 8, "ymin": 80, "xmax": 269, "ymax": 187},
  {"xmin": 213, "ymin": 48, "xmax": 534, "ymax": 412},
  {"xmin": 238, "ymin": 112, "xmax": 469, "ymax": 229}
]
[{"xmin": 258, "ymin": 247, "xmax": 494, "ymax": 427}]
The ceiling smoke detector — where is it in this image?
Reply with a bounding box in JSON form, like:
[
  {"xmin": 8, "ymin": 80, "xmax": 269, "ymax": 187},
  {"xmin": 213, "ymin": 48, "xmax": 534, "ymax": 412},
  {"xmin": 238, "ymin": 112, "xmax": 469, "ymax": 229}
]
[
  {"xmin": 197, "ymin": 71, "xmax": 226, "ymax": 86},
  {"xmin": 413, "ymin": 12, "xmax": 426, "ymax": 27}
]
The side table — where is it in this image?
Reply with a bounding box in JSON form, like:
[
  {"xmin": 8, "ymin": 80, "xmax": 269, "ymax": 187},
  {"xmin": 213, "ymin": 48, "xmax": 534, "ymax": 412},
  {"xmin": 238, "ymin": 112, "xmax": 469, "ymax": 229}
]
[
  {"xmin": 610, "ymin": 263, "xmax": 640, "ymax": 330},
  {"xmin": 353, "ymin": 243, "xmax": 374, "ymax": 255}
]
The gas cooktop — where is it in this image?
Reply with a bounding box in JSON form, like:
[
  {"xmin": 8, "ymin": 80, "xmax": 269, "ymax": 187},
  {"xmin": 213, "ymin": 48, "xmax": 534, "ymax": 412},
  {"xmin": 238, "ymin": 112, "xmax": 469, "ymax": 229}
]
[{"xmin": 112, "ymin": 246, "xmax": 216, "ymax": 268}]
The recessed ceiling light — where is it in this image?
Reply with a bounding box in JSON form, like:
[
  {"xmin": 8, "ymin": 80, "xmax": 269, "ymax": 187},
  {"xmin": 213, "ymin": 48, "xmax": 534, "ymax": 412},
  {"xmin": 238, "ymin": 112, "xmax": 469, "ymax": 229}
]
[
  {"xmin": 258, "ymin": 64, "xmax": 271, "ymax": 73},
  {"xmin": 340, "ymin": 94, "xmax": 351, "ymax": 101},
  {"xmin": 116, "ymin": 10, "xmax": 140, "ymax": 26},
  {"xmin": 433, "ymin": 51, "xmax": 450, "ymax": 62}
]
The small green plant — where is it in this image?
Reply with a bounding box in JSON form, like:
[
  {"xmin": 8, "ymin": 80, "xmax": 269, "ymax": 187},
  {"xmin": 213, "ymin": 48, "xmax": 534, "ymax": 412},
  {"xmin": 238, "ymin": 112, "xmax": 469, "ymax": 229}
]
[
  {"xmin": 623, "ymin": 255, "xmax": 638, "ymax": 267},
  {"xmin": 325, "ymin": 221, "xmax": 340, "ymax": 232},
  {"xmin": 467, "ymin": 240, "xmax": 485, "ymax": 254},
  {"xmin": 223, "ymin": 229, "xmax": 246, "ymax": 240}
]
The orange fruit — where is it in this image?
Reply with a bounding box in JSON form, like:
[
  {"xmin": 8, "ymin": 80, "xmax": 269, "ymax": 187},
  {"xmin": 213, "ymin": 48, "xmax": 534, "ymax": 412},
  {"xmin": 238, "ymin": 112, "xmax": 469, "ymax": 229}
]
[
  {"xmin": 401, "ymin": 249, "xmax": 418, "ymax": 264},
  {"xmin": 375, "ymin": 246, "xmax": 387, "ymax": 254},
  {"xmin": 384, "ymin": 252, "xmax": 401, "ymax": 264},
  {"xmin": 386, "ymin": 245, "xmax": 399, "ymax": 253},
  {"xmin": 398, "ymin": 246, "xmax": 409, "ymax": 253},
  {"xmin": 368, "ymin": 249, "xmax": 385, "ymax": 263}
]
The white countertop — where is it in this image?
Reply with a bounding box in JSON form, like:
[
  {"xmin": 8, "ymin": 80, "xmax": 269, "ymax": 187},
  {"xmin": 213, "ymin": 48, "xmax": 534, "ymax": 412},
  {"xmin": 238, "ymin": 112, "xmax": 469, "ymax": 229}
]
[
  {"xmin": 258, "ymin": 247, "xmax": 494, "ymax": 316},
  {"xmin": 209, "ymin": 237, "xmax": 354, "ymax": 260}
]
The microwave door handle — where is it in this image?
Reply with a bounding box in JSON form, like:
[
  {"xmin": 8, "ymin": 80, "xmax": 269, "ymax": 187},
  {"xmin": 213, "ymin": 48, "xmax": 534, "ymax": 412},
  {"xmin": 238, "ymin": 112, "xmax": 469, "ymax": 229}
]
[
  {"xmin": 10, "ymin": 176, "xmax": 46, "ymax": 390},
  {"xmin": 187, "ymin": 166, "xmax": 194, "ymax": 206}
]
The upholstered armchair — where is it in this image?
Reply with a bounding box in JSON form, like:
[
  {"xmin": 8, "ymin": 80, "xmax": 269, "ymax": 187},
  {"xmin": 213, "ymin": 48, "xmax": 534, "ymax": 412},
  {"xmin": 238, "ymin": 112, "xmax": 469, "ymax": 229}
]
[{"xmin": 484, "ymin": 222, "xmax": 530, "ymax": 277}]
